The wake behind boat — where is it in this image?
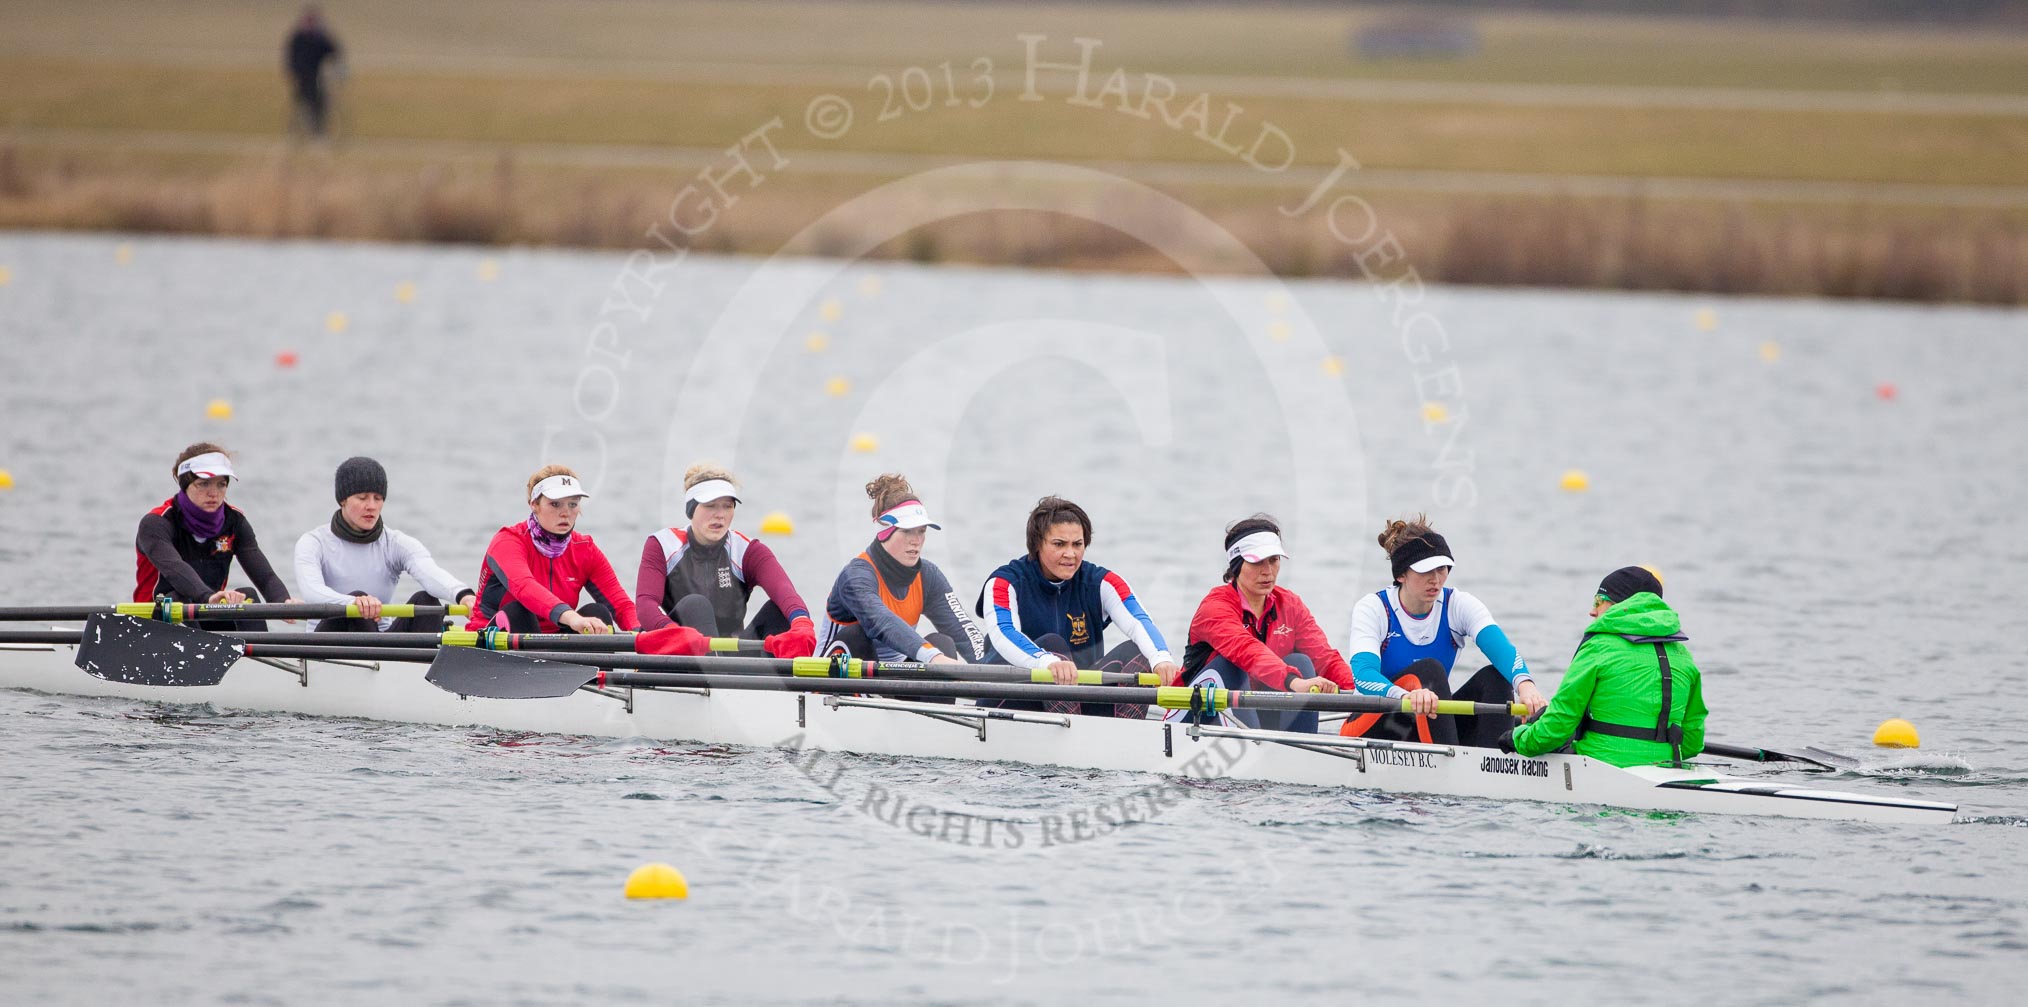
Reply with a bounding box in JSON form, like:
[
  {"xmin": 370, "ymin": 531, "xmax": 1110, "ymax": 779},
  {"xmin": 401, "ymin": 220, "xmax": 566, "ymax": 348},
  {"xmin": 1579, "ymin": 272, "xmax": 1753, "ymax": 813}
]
[{"xmin": 0, "ymin": 617, "xmax": 1958, "ymax": 825}]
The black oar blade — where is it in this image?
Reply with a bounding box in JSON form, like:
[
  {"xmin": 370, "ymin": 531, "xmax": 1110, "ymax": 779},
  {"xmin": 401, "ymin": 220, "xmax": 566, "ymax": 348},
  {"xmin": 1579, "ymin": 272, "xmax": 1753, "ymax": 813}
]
[
  {"xmin": 1785, "ymin": 746, "xmax": 1863, "ymax": 770},
  {"xmin": 74, "ymin": 612, "xmax": 242, "ymax": 687},
  {"xmin": 1704, "ymin": 740, "xmax": 1859, "ymax": 772},
  {"xmin": 424, "ymin": 646, "xmax": 598, "ymax": 700}
]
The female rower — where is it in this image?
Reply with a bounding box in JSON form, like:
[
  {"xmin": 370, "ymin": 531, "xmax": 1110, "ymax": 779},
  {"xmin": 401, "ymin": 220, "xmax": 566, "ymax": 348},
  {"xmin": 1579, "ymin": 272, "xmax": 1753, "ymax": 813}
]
[
  {"xmin": 1338, "ymin": 514, "xmax": 1545, "ymax": 747},
  {"xmin": 466, "ymin": 465, "xmax": 639, "ymax": 635},
  {"xmin": 1178, "ymin": 514, "xmax": 1359, "ymax": 733},
  {"xmin": 634, "ymin": 463, "xmax": 816, "ymax": 658},
  {"xmin": 134, "ymin": 443, "xmax": 299, "ymax": 631},
  {"xmin": 818, "ymin": 473, "xmax": 985, "ymax": 664},
  {"xmin": 294, "ymin": 456, "xmax": 476, "ymax": 633},
  {"xmin": 1502, "ymin": 566, "xmax": 1706, "ymax": 766},
  {"xmin": 977, "ymin": 496, "xmax": 1181, "ymax": 717}
]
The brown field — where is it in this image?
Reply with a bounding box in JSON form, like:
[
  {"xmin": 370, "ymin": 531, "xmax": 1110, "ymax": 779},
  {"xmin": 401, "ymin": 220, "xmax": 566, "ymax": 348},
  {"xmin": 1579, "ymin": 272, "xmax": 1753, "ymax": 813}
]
[{"xmin": 3, "ymin": 0, "xmax": 2026, "ymax": 302}]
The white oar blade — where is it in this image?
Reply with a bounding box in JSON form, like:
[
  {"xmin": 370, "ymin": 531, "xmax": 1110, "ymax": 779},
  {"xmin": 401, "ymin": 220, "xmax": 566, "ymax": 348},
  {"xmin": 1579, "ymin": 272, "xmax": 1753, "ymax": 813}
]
[
  {"xmin": 74, "ymin": 612, "xmax": 242, "ymax": 687},
  {"xmin": 424, "ymin": 646, "xmax": 596, "ymax": 699}
]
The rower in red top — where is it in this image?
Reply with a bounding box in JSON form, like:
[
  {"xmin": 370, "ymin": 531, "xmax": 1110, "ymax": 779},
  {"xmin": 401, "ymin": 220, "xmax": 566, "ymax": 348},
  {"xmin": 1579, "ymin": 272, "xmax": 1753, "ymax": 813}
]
[
  {"xmin": 134, "ymin": 442, "xmax": 302, "ymax": 632},
  {"xmin": 634, "ymin": 463, "xmax": 816, "ymax": 658},
  {"xmin": 1178, "ymin": 513, "xmax": 1358, "ymax": 733},
  {"xmin": 467, "ymin": 465, "xmax": 639, "ymax": 634}
]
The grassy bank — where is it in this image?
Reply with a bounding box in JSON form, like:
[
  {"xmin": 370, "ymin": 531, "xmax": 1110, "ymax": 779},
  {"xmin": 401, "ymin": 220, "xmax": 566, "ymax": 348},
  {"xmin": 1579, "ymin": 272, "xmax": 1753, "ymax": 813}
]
[
  {"xmin": 3, "ymin": 0, "xmax": 2025, "ymax": 303},
  {"xmin": 5, "ymin": 144, "xmax": 2019, "ymax": 304}
]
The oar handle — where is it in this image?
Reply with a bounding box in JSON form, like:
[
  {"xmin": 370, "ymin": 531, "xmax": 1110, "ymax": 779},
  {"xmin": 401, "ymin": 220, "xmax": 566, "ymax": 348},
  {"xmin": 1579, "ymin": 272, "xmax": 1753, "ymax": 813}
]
[
  {"xmin": 862, "ymin": 658, "xmax": 1156, "ymax": 687},
  {"xmin": 106, "ymin": 602, "xmax": 470, "ymax": 621},
  {"xmin": 579, "ymin": 671, "xmax": 1516, "ymax": 713},
  {"xmin": 0, "ymin": 603, "xmax": 470, "ymax": 622},
  {"xmin": 229, "ymin": 645, "xmax": 1150, "ymax": 686},
  {"xmin": 442, "ymin": 630, "xmax": 759, "ymax": 654}
]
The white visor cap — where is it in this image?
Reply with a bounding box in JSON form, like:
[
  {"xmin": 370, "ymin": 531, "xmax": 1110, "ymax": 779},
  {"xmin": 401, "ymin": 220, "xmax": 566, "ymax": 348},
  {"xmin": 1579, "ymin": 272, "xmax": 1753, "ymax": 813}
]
[
  {"xmin": 1408, "ymin": 555, "xmax": 1455, "ymax": 573},
  {"xmin": 530, "ymin": 473, "xmax": 591, "ymax": 503},
  {"xmin": 685, "ymin": 478, "xmax": 742, "ymax": 506},
  {"xmin": 878, "ymin": 500, "xmax": 941, "ymax": 531},
  {"xmin": 176, "ymin": 452, "xmax": 235, "ymax": 481},
  {"xmin": 1226, "ymin": 531, "xmax": 1289, "ymax": 564}
]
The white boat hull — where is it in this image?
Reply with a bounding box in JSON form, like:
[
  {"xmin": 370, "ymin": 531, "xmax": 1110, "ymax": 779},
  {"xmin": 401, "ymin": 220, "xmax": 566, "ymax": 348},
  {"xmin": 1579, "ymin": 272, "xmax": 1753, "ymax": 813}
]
[{"xmin": 0, "ymin": 640, "xmax": 1957, "ymax": 824}]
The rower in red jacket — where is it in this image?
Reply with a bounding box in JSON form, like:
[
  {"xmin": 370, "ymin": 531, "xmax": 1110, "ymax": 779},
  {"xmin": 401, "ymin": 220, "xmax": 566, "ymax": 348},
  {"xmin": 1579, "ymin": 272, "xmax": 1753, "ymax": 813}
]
[
  {"xmin": 1178, "ymin": 513, "xmax": 1358, "ymax": 734},
  {"xmin": 467, "ymin": 465, "xmax": 639, "ymax": 634}
]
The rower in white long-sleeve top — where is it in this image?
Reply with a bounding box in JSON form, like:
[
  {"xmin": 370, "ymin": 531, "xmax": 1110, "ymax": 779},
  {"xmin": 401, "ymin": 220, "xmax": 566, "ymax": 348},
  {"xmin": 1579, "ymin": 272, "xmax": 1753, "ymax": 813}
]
[{"xmin": 293, "ymin": 456, "xmax": 474, "ymax": 633}]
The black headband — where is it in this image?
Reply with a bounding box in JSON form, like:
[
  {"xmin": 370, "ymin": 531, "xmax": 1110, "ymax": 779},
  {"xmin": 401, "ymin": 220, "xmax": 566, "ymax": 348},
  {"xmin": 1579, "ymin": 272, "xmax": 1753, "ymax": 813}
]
[
  {"xmin": 1390, "ymin": 532, "xmax": 1453, "ymax": 581},
  {"xmin": 1598, "ymin": 566, "xmax": 1663, "ymax": 603}
]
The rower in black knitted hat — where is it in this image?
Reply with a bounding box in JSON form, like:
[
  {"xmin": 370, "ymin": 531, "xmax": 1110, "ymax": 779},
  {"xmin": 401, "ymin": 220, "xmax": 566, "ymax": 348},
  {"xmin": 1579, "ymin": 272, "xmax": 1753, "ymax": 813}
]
[
  {"xmin": 333, "ymin": 455, "xmax": 387, "ymax": 504},
  {"xmin": 293, "ymin": 456, "xmax": 475, "ymax": 633}
]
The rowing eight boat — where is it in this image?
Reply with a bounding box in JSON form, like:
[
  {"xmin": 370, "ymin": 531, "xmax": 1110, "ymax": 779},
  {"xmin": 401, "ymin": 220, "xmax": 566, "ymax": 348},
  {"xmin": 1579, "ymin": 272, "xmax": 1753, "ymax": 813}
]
[{"xmin": 0, "ymin": 631, "xmax": 1957, "ymax": 825}]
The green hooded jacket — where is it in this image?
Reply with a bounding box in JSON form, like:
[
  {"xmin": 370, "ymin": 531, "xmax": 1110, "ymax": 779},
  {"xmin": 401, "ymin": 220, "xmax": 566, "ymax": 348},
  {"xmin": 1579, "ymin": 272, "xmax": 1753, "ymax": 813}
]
[{"xmin": 1511, "ymin": 592, "xmax": 1706, "ymax": 767}]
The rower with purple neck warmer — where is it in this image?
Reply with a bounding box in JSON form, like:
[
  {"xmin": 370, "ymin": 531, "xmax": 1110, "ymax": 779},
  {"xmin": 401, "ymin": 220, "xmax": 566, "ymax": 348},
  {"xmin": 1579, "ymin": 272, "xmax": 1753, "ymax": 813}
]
[
  {"xmin": 133, "ymin": 444, "xmax": 300, "ymax": 632},
  {"xmin": 819, "ymin": 480, "xmax": 987, "ymax": 664},
  {"xmin": 1340, "ymin": 517, "xmax": 1545, "ymax": 748}
]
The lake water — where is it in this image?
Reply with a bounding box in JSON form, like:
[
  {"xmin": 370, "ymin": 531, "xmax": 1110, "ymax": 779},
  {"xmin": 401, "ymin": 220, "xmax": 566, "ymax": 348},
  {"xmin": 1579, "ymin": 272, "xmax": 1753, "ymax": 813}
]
[{"xmin": 2, "ymin": 231, "xmax": 2025, "ymax": 1003}]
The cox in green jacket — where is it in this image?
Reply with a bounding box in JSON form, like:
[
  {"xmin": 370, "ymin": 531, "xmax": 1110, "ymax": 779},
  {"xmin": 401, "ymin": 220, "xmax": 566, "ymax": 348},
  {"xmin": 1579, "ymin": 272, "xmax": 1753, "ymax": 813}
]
[{"xmin": 1509, "ymin": 591, "xmax": 1706, "ymax": 767}]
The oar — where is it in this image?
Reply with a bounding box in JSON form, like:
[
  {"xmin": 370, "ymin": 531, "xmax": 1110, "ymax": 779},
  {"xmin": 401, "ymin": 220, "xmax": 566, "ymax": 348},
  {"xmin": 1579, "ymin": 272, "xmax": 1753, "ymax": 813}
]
[
  {"xmin": 3, "ymin": 601, "xmax": 469, "ymax": 623},
  {"xmin": 419, "ymin": 646, "xmax": 1529, "ymax": 717},
  {"xmin": 237, "ymin": 643, "xmax": 1155, "ymax": 685},
  {"xmin": 1, "ymin": 626, "xmax": 763, "ymax": 655},
  {"xmin": 60, "ymin": 614, "xmax": 1155, "ymax": 688},
  {"xmin": 1703, "ymin": 740, "xmax": 1860, "ymax": 771},
  {"xmin": 65, "ymin": 613, "xmax": 1530, "ymax": 715}
]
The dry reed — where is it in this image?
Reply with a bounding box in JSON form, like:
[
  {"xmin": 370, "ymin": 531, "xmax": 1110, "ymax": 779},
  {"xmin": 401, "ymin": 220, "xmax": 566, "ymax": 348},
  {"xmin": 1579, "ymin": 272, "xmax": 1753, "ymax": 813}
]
[{"xmin": 0, "ymin": 142, "xmax": 2020, "ymax": 305}]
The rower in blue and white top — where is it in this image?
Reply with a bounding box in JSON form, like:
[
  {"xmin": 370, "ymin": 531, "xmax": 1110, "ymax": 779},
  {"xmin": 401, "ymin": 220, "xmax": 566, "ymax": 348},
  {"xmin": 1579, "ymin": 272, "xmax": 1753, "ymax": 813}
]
[
  {"xmin": 977, "ymin": 496, "xmax": 1181, "ymax": 717},
  {"xmin": 293, "ymin": 457, "xmax": 475, "ymax": 633},
  {"xmin": 1339, "ymin": 514, "xmax": 1545, "ymax": 748}
]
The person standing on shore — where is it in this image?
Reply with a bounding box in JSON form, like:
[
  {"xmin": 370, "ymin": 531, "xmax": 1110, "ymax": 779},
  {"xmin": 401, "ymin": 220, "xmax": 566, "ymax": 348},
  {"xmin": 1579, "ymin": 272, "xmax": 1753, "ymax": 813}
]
[{"xmin": 284, "ymin": 6, "xmax": 344, "ymax": 137}]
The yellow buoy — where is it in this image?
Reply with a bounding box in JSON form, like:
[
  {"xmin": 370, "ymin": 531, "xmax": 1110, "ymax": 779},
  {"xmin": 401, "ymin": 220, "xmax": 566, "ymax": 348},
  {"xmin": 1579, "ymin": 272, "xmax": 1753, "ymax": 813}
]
[
  {"xmin": 820, "ymin": 298, "xmax": 843, "ymax": 322},
  {"xmin": 0, "ymin": 265, "xmax": 12, "ymax": 286},
  {"xmin": 1421, "ymin": 401, "xmax": 1450, "ymax": 424},
  {"xmin": 476, "ymin": 259, "xmax": 500, "ymax": 282},
  {"xmin": 1560, "ymin": 469, "xmax": 1590, "ymax": 492},
  {"xmin": 759, "ymin": 511, "xmax": 795, "ymax": 536},
  {"xmin": 115, "ymin": 243, "xmax": 135, "ymax": 266},
  {"xmin": 825, "ymin": 376, "xmax": 851, "ymax": 398},
  {"xmin": 206, "ymin": 399, "xmax": 234, "ymax": 421},
  {"xmin": 1267, "ymin": 321, "xmax": 1290, "ymax": 343},
  {"xmin": 395, "ymin": 281, "xmax": 418, "ymax": 304},
  {"xmin": 1320, "ymin": 356, "xmax": 1344, "ymax": 377},
  {"xmin": 624, "ymin": 862, "xmax": 689, "ymax": 900},
  {"xmin": 1873, "ymin": 718, "xmax": 1920, "ymax": 749},
  {"xmin": 849, "ymin": 433, "xmax": 879, "ymax": 454},
  {"xmin": 0, "ymin": 469, "xmax": 14, "ymax": 491},
  {"xmin": 805, "ymin": 331, "xmax": 830, "ymax": 353},
  {"xmin": 1759, "ymin": 341, "xmax": 1781, "ymax": 363},
  {"xmin": 325, "ymin": 311, "xmax": 349, "ymax": 334},
  {"xmin": 1693, "ymin": 308, "xmax": 1717, "ymax": 332},
  {"xmin": 858, "ymin": 275, "xmax": 882, "ymax": 297}
]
